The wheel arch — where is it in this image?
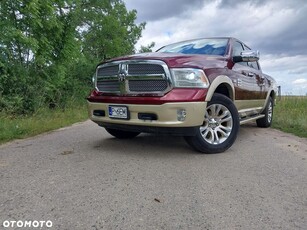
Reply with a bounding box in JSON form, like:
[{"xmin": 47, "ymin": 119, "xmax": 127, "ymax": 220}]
[
  {"xmin": 263, "ymin": 89, "xmax": 276, "ymax": 109},
  {"xmin": 205, "ymin": 75, "xmax": 235, "ymax": 102},
  {"xmin": 270, "ymin": 89, "xmax": 276, "ymax": 105}
]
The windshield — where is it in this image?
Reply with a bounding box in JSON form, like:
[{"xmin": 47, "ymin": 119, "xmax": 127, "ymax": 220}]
[{"xmin": 157, "ymin": 38, "xmax": 229, "ymax": 56}]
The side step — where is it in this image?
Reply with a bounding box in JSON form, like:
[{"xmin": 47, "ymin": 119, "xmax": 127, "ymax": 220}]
[{"xmin": 240, "ymin": 114, "xmax": 265, "ymax": 125}]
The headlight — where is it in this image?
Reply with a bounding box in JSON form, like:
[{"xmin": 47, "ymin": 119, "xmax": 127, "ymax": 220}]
[{"xmin": 170, "ymin": 68, "xmax": 209, "ymax": 88}]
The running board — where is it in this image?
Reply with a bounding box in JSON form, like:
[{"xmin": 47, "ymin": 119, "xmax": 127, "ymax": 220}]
[{"xmin": 240, "ymin": 114, "xmax": 265, "ymax": 125}]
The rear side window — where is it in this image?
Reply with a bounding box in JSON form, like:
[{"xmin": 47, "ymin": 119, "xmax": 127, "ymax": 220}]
[{"xmin": 248, "ymin": 61, "xmax": 260, "ymax": 70}]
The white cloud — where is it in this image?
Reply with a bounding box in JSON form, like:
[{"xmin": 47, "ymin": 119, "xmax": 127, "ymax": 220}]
[
  {"xmin": 125, "ymin": 0, "xmax": 307, "ymax": 95},
  {"xmin": 261, "ymin": 55, "xmax": 307, "ymax": 95},
  {"xmin": 293, "ymin": 78, "xmax": 307, "ymax": 84}
]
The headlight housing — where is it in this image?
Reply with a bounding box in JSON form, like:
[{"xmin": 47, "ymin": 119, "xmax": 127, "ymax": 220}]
[{"xmin": 170, "ymin": 68, "xmax": 209, "ymax": 88}]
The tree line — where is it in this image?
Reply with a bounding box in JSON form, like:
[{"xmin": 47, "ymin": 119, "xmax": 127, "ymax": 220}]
[{"xmin": 0, "ymin": 0, "xmax": 146, "ymax": 114}]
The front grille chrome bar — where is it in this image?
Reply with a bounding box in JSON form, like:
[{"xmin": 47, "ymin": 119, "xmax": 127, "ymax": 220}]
[{"xmin": 95, "ymin": 60, "xmax": 172, "ymax": 96}]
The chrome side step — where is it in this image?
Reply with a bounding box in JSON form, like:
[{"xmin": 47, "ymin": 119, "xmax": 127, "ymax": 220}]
[{"xmin": 240, "ymin": 114, "xmax": 265, "ymax": 125}]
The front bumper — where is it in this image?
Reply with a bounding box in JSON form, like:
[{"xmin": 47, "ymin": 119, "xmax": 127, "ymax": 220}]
[{"xmin": 88, "ymin": 101, "xmax": 207, "ymax": 128}]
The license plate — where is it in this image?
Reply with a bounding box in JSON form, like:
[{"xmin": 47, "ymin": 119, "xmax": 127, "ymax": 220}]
[{"xmin": 108, "ymin": 105, "xmax": 129, "ymax": 119}]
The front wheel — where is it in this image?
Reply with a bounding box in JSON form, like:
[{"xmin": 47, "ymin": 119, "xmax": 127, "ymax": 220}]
[
  {"xmin": 184, "ymin": 93, "xmax": 239, "ymax": 153},
  {"xmin": 105, "ymin": 128, "xmax": 140, "ymax": 139}
]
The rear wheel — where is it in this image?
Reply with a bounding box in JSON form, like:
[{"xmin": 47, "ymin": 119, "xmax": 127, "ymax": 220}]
[
  {"xmin": 105, "ymin": 128, "xmax": 140, "ymax": 139},
  {"xmin": 256, "ymin": 97, "xmax": 273, "ymax": 128},
  {"xmin": 184, "ymin": 93, "xmax": 239, "ymax": 153}
]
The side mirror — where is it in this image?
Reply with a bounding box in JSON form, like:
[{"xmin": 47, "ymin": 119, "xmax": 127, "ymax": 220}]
[{"xmin": 233, "ymin": 50, "xmax": 260, "ymax": 63}]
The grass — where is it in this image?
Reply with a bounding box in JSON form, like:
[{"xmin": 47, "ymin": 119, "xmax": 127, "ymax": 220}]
[
  {"xmin": 272, "ymin": 96, "xmax": 307, "ymax": 138},
  {"xmin": 0, "ymin": 96, "xmax": 306, "ymax": 145},
  {"xmin": 0, "ymin": 103, "xmax": 88, "ymax": 145}
]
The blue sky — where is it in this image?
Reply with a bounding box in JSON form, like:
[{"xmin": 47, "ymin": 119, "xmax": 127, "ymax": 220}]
[{"xmin": 124, "ymin": 0, "xmax": 307, "ymax": 95}]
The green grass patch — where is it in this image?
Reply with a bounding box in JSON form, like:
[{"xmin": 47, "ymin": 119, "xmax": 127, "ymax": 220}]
[
  {"xmin": 1, "ymin": 96, "xmax": 306, "ymax": 145},
  {"xmin": 0, "ymin": 102, "xmax": 88, "ymax": 144},
  {"xmin": 272, "ymin": 96, "xmax": 307, "ymax": 138}
]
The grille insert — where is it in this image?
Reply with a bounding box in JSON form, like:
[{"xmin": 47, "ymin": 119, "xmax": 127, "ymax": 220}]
[
  {"xmin": 97, "ymin": 65, "xmax": 119, "ymax": 76},
  {"xmin": 128, "ymin": 64, "xmax": 165, "ymax": 75},
  {"xmin": 97, "ymin": 80, "xmax": 120, "ymax": 92},
  {"xmin": 129, "ymin": 80, "xmax": 168, "ymax": 92}
]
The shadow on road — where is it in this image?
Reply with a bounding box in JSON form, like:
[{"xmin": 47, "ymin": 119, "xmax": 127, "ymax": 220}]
[
  {"xmin": 91, "ymin": 133, "xmax": 196, "ymax": 157},
  {"xmin": 89, "ymin": 124, "xmax": 263, "ymax": 156}
]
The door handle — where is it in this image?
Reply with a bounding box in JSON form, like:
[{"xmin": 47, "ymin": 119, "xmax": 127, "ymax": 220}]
[{"xmin": 247, "ymin": 72, "xmax": 255, "ymax": 77}]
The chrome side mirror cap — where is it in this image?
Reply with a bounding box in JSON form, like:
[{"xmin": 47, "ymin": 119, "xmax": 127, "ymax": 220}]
[{"xmin": 233, "ymin": 50, "xmax": 260, "ymax": 63}]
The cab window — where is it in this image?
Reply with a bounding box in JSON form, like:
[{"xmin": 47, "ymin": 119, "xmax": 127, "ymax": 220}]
[
  {"xmin": 233, "ymin": 41, "xmax": 248, "ymax": 66},
  {"xmin": 233, "ymin": 41, "xmax": 244, "ymax": 56}
]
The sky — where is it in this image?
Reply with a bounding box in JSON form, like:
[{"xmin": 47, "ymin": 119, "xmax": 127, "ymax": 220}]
[{"xmin": 124, "ymin": 0, "xmax": 307, "ymax": 95}]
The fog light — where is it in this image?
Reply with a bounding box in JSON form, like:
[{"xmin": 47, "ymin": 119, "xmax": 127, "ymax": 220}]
[{"xmin": 177, "ymin": 109, "xmax": 187, "ymax": 121}]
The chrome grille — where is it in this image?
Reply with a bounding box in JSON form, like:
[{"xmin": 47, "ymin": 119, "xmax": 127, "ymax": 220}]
[
  {"xmin": 129, "ymin": 80, "xmax": 168, "ymax": 92},
  {"xmin": 96, "ymin": 60, "xmax": 171, "ymax": 95}
]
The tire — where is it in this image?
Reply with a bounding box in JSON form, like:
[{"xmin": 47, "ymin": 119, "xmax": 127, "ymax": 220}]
[
  {"xmin": 184, "ymin": 93, "xmax": 239, "ymax": 153},
  {"xmin": 256, "ymin": 97, "xmax": 273, "ymax": 128},
  {"xmin": 105, "ymin": 128, "xmax": 140, "ymax": 139}
]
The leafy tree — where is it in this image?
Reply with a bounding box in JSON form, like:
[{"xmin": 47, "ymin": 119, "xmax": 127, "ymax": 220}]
[
  {"xmin": 138, "ymin": 42, "xmax": 156, "ymax": 53},
  {"xmin": 0, "ymin": 0, "xmax": 145, "ymax": 114},
  {"xmin": 80, "ymin": 0, "xmax": 145, "ymax": 62}
]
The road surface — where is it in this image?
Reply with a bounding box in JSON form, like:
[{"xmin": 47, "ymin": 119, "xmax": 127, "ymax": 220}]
[{"xmin": 0, "ymin": 120, "xmax": 306, "ymax": 229}]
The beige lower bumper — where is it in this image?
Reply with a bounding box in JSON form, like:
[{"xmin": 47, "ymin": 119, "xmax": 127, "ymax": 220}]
[{"xmin": 88, "ymin": 101, "xmax": 207, "ymax": 127}]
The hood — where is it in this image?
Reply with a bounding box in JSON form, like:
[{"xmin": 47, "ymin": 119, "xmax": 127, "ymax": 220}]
[{"xmin": 100, "ymin": 52, "xmax": 229, "ymax": 70}]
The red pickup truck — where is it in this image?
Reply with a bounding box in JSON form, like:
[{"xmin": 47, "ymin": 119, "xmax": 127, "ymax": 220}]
[{"xmin": 87, "ymin": 37, "xmax": 277, "ymax": 153}]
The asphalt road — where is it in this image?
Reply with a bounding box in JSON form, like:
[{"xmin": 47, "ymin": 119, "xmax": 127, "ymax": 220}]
[{"xmin": 0, "ymin": 120, "xmax": 306, "ymax": 230}]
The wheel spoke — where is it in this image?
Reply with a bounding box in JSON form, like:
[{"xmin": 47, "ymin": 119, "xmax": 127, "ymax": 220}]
[
  {"xmin": 220, "ymin": 126, "xmax": 232, "ymax": 133},
  {"xmin": 210, "ymin": 105, "xmax": 216, "ymax": 117},
  {"xmin": 217, "ymin": 109, "xmax": 229, "ymax": 119},
  {"xmin": 213, "ymin": 130, "xmax": 220, "ymax": 144},
  {"xmin": 208, "ymin": 130, "xmax": 215, "ymax": 143},
  {"xmin": 220, "ymin": 115, "xmax": 232, "ymax": 123},
  {"xmin": 218, "ymin": 129, "xmax": 227, "ymax": 138},
  {"xmin": 201, "ymin": 127, "xmax": 210, "ymax": 138},
  {"xmin": 214, "ymin": 104, "xmax": 222, "ymax": 117}
]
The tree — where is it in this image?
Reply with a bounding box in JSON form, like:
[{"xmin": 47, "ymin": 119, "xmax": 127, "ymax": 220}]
[
  {"xmin": 0, "ymin": 0, "xmax": 145, "ymax": 114},
  {"xmin": 0, "ymin": 0, "xmax": 66, "ymax": 113},
  {"xmin": 80, "ymin": 0, "xmax": 145, "ymax": 62},
  {"xmin": 138, "ymin": 42, "xmax": 155, "ymax": 53}
]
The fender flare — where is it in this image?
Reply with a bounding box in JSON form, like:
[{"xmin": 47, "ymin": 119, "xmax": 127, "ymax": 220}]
[
  {"xmin": 260, "ymin": 89, "xmax": 276, "ymax": 113},
  {"xmin": 205, "ymin": 75, "xmax": 235, "ymax": 101}
]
